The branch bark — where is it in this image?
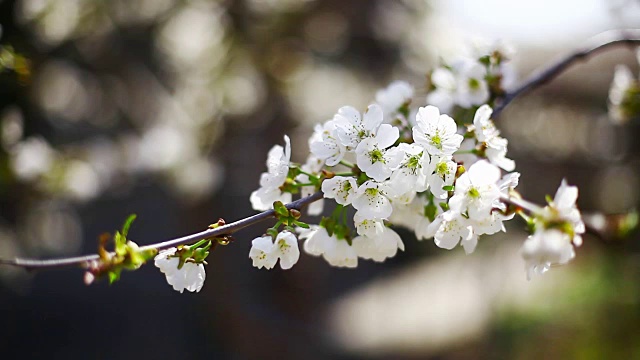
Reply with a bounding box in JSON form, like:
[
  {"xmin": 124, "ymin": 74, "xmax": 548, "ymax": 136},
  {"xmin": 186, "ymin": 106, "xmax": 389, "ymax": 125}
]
[
  {"xmin": 0, "ymin": 191, "xmax": 323, "ymax": 270},
  {"xmin": 493, "ymin": 29, "xmax": 640, "ymax": 117}
]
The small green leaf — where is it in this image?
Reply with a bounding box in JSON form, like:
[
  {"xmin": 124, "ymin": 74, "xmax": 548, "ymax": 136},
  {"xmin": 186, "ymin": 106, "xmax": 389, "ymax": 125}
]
[
  {"xmin": 478, "ymin": 55, "xmax": 491, "ymax": 66},
  {"xmin": 121, "ymin": 214, "xmax": 137, "ymax": 239},
  {"xmin": 108, "ymin": 270, "xmax": 121, "ymax": 284},
  {"xmin": 294, "ymin": 221, "xmax": 310, "ymax": 229},
  {"xmin": 424, "ymin": 203, "xmax": 437, "ymax": 222},
  {"xmin": 442, "ymin": 185, "xmax": 454, "ymax": 192}
]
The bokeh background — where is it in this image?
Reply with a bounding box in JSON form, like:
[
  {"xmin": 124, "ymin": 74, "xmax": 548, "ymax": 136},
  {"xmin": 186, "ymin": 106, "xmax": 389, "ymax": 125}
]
[{"xmin": 0, "ymin": 0, "xmax": 640, "ymax": 359}]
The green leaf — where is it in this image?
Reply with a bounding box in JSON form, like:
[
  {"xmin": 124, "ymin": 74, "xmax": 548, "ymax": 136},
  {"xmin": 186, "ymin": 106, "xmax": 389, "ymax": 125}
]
[
  {"xmin": 320, "ymin": 217, "xmax": 335, "ymax": 236},
  {"xmin": 478, "ymin": 55, "xmax": 491, "ymax": 66},
  {"xmin": 294, "ymin": 221, "xmax": 310, "ymax": 229},
  {"xmin": 121, "ymin": 214, "xmax": 137, "ymax": 239},
  {"xmin": 442, "ymin": 185, "xmax": 454, "ymax": 192},
  {"xmin": 108, "ymin": 269, "xmax": 121, "ymax": 284},
  {"xmin": 424, "ymin": 203, "xmax": 437, "ymax": 222}
]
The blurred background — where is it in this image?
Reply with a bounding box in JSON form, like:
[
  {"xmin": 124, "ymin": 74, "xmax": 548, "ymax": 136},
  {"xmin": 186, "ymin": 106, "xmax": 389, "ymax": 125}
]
[{"xmin": 0, "ymin": 0, "xmax": 639, "ymax": 358}]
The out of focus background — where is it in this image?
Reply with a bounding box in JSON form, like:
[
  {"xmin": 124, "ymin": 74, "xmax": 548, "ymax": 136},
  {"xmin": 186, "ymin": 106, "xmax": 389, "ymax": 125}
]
[{"xmin": 0, "ymin": 0, "xmax": 639, "ymax": 359}]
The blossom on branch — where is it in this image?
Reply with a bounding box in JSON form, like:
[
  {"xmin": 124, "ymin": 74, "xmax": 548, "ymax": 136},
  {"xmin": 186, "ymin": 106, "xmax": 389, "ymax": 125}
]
[
  {"xmin": 250, "ymin": 136, "xmax": 292, "ymax": 211},
  {"xmin": 155, "ymin": 248, "xmax": 206, "ymax": 293}
]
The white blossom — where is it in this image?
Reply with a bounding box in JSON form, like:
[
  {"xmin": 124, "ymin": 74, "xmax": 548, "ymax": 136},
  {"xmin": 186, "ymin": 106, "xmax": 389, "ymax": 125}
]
[
  {"xmin": 389, "ymin": 143, "xmax": 429, "ymax": 194},
  {"xmin": 376, "ymin": 80, "xmax": 414, "ymax": 121},
  {"xmin": 389, "ymin": 196, "xmax": 427, "ymax": 231},
  {"xmin": 352, "ymin": 226, "xmax": 405, "ymax": 262},
  {"xmin": 543, "ymin": 179, "xmax": 585, "ymax": 246},
  {"xmin": 521, "ymin": 229, "xmax": 575, "ymax": 280},
  {"xmin": 355, "ymin": 127, "xmax": 402, "ymax": 182},
  {"xmin": 354, "ymin": 211, "xmax": 385, "ymax": 237},
  {"xmin": 455, "ymin": 59, "xmax": 489, "ymax": 108},
  {"xmin": 250, "ymin": 136, "xmax": 293, "ymax": 211},
  {"xmin": 250, "ymin": 186, "xmax": 292, "ymax": 212},
  {"xmin": 448, "ymin": 160, "xmax": 501, "ymax": 222},
  {"xmin": 324, "ymin": 239, "xmax": 358, "ymax": 268},
  {"xmin": 472, "ymin": 105, "xmax": 515, "ymax": 171},
  {"xmin": 309, "ymin": 120, "xmax": 346, "ymax": 166},
  {"xmin": 412, "ymin": 105, "xmax": 463, "ymax": 157},
  {"xmin": 273, "ymin": 231, "xmax": 300, "ymax": 270},
  {"xmin": 426, "ymin": 211, "xmax": 477, "ymax": 254},
  {"xmin": 249, "ymin": 235, "xmax": 278, "ymax": 270},
  {"xmin": 321, "ymin": 175, "xmax": 358, "ymax": 205},
  {"xmin": 352, "ymin": 180, "xmax": 394, "ymax": 220},
  {"xmin": 259, "ymin": 135, "xmax": 291, "ymax": 189},
  {"xmin": 426, "ymin": 155, "xmax": 457, "ymax": 199},
  {"xmin": 334, "ymin": 104, "xmax": 384, "ymax": 150},
  {"xmin": 299, "ymin": 226, "xmax": 357, "ymax": 268},
  {"xmin": 155, "ymin": 248, "xmax": 206, "ymax": 293},
  {"xmin": 426, "ymin": 68, "xmax": 456, "ymax": 113},
  {"xmin": 299, "ymin": 225, "xmax": 328, "ymax": 256}
]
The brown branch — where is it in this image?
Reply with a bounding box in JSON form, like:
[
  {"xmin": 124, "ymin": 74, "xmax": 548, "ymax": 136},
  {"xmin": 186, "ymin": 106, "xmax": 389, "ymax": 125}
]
[
  {"xmin": 0, "ymin": 191, "xmax": 324, "ymax": 270},
  {"xmin": 493, "ymin": 29, "xmax": 640, "ymax": 117}
]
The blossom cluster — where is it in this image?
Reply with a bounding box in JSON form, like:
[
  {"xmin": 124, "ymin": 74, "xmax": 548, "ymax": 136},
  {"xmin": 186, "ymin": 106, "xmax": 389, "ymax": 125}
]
[
  {"xmin": 153, "ymin": 41, "xmax": 587, "ymax": 293},
  {"xmin": 427, "ymin": 39, "xmax": 516, "ymax": 115},
  {"xmin": 244, "ymin": 63, "xmax": 582, "ymax": 287}
]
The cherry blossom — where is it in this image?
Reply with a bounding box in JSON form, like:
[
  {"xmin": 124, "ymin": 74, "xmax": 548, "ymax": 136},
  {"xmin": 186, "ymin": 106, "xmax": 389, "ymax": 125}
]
[
  {"xmin": 521, "ymin": 229, "xmax": 575, "ymax": 280},
  {"xmin": 412, "ymin": 105, "xmax": 463, "ymax": 157},
  {"xmin": 321, "ymin": 175, "xmax": 358, "ymax": 205},
  {"xmin": 155, "ymin": 248, "xmax": 206, "ymax": 293},
  {"xmin": 249, "ymin": 236, "xmax": 278, "ymax": 270},
  {"xmin": 352, "ymin": 226, "xmax": 405, "ymax": 262}
]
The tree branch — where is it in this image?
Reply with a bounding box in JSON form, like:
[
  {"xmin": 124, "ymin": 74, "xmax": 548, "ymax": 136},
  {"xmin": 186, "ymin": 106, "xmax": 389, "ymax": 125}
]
[
  {"xmin": 3, "ymin": 29, "xmax": 639, "ymax": 272},
  {"xmin": 0, "ymin": 191, "xmax": 324, "ymax": 270},
  {"xmin": 493, "ymin": 29, "xmax": 640, "ymax": 117}
]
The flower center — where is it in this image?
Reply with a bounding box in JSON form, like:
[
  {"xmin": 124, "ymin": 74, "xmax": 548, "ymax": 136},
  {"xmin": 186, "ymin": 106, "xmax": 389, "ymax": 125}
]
[
  {"xmin": 278, "ymin": 239, "xmax": 290, "ymax": 253},
  {"xmin": 468, "ymin": 78, "xmax": 480, "ymax": 90},
  {"xmin": 368, "ymin": 149, "xmax": 385, "ymax": 163},
  {"xmin": 468, "ymin": 187, "xmax": 480, "ymax": 198},
  {"xmin": 435, "ymin": 161, "xmax": 449, "ymax": 175},
  {"xmin": 431, "ymin": 133, "xmax": 443, "ymax": 150},
  {"xmin": 341, "ymin": 181, "xmax": 352, "ymax": 192},
  {"xmin": 365, "ymin": 187, "xmax": 379, "ymax": 197},
  {"xmin": 407, "ymin": 154, "xmax": 421, "ymax": 170}
]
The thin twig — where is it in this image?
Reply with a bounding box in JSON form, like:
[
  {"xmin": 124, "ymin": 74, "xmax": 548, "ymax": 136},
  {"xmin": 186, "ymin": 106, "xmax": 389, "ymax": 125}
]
[
  {"xmin": 0, "ymin": 191, "xmax": 324, "ymax": 270},
  {"xmin": 499, "ymin": 193, "xmax": 543, "ymax": 214},
  {"xmin": 493, "ymin": 29, "xmax": 640, "ymax": 117}
]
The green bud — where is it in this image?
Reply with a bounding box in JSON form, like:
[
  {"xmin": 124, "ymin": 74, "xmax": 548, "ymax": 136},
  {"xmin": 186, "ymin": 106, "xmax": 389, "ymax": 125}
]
[{"xmin": 442, "ymin": 185, "xmax": 454, "ymax": 192}]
